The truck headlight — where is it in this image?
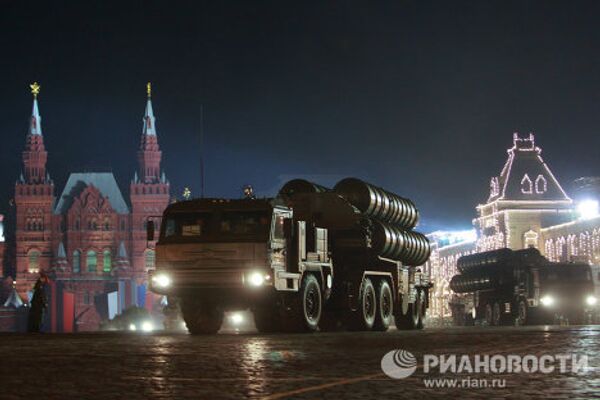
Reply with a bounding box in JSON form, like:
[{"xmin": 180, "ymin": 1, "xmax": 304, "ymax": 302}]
[
  {"xmin": 152, "ymin": 273, "xmax": 172, "ymax": 288},
  {"xmin": 586, "ymin": 296, "xmax": 597, "ymax": 306},
  {"xmin": 540, "ymin": 295, "xmax": 555, "ymax": 307},
  {"xmin": 248, "ymin": 271, "xmax": 265, "ymax": 287}
]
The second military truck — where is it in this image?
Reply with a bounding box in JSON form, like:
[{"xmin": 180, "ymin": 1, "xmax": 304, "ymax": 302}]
[
  {"xmin": 450, "ymin": 248, "xmax": 599, "ymax": 326},
  {"xmin": 148, "ymin": 178, "xmax": 432, "ymax": 334}
]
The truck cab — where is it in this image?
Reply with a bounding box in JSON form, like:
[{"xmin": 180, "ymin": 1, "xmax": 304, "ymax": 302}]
[{"xmin": 148, "ymin": 197, "xmax": 332, "ymax": 334}]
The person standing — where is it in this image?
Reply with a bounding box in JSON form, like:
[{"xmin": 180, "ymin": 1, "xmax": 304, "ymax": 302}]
[{"xmin": 27, "ymin": 272, "xmax": 49, "ymax": 333}]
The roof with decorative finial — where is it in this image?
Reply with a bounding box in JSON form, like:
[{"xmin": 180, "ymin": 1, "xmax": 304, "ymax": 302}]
[{"xmin": 486, "ymin": 133, "xmax": 571, "ymax": 203}]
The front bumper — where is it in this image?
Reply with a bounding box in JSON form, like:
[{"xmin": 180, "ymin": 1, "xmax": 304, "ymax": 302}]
[{"xmin": 149, "ymin": 268, "xmax": 274, "ymax": 295}]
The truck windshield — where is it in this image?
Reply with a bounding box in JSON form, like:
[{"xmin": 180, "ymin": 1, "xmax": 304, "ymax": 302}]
[
  {"xmin": 541, "ymin": 267, "xmax": 592, "ymax": 282},
  {"xmin": 161, "ymin": 211, "xmax": 271, "ymax": 242}
]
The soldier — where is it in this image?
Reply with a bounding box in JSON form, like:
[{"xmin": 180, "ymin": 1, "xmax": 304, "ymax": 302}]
[{"xmin": 27, "ymin": 271, "xmax": 49, "ymax": 333}]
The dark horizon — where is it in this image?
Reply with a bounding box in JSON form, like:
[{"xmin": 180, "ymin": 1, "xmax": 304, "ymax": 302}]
[{"xmin": 2, "ymin": 1, "xmax": 600, "ymax": 232}]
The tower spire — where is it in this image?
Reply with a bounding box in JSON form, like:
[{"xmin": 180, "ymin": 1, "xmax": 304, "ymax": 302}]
[
  {"xmin": 137, "ymin": 82, "xmax": 162, "ymax": 183},
  {"xmin": 22, "ymin": 82, "xmax": 48, "ymax": 183},
  {"xmin": 143, "ymin": 82, "xmax": 156, "ymax": 136},
  {"xmin": 29, "ymin": 82, "xmax": 42, "ymax": 136}
]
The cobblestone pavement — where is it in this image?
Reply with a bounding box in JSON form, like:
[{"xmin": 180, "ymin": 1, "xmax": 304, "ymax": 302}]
[{"xmin": 1, "ymin": 325, "xmax": 599, "ymax": 399}]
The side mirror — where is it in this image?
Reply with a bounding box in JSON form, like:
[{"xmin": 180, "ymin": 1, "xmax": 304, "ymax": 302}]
[{"xmin": 146, "ymin": 220, "xmax": 155, "ymax": 241}]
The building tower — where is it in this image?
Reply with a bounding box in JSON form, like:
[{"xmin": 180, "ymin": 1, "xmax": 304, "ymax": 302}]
[
  {"xmin": 474, "ymin": 133, "xmax": 573, "ymax": 252},
  {"xmin": 14, "ymin": 83, "xmax": 55, "ymax": 298},
  {"xmin": 130, "ymin": 83, "xmax": 170, "ymax": 277}
]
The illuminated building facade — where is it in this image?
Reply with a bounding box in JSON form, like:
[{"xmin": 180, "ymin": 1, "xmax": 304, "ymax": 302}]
[
  {"xmin": 1, "ymin": 83, "xmax": 170, "ymax": 331},
  {"xmin": 425, "ymin": 133, "xmax": 600, "ymax": 323}
]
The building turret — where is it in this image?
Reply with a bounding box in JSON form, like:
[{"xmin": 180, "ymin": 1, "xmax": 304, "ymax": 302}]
[
  {"xmin": 130, "ymin": 83, "xmax": 170, "ymax": 275},
  {"xmin": 137, "ymin": 82, "xmax": 162, "ymax": 183},
  {"xmin": 14, "ymin": 83, "xmax": 55, "ymax": 299}
]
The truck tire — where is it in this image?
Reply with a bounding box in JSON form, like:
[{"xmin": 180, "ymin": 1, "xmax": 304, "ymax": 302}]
[
  {"xmin": 373, "ymin": 280, "xmax": 393, "ymax": 331},
  {"xmin": 515, "ymin": 299, "xmax": 528, "ymax": 326},
  {"xmin": 349, "ymin": 277, "xmax": 377, "ymax": 331},
  {"xmin": 415, "ymin": 290, "xmax": 426, "ymax": 330},
  {"xmin": 282, "ymin": 274, "xmax": 322, "ymax": 332},
  {"xmin": 394, "ymin": 294, "xmax": 419, "ymax": 330},
  {"xmin": 181, "ymin": 299, "xmax": 223, "ymax": 335},
  {"xmin": 492, "ymin": 302, "xmax": 501, "ymax": 326},
  {"xmin": 484, "ymin": 303, "xmax": 493, "ymax": 326}
]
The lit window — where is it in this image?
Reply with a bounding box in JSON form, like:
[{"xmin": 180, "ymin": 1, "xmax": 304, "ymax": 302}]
[
  {"xmin": 87, "ymin": 250, "xmax": 97, "ymax": 272},
  {"xmin": 103, "ymin": 250, "xmax": 112, "ymax": 272},
  {"xmin": 73, "ymin": 250, "xmax": 81, "ymax": 273},
  {"xmin": 521, "ymin": 174, "xmax": 533, "ymax": 194},
  {"xmin": 145, "ymin": 250, "xmax": 155, "ymax": 270},
  {"xmin": 535, "ymin": 175, "xmax": 547, "ymax": 194},
  {"xmin": 28, "ymin": 250, "xmax": 40, "ymax": 273}
]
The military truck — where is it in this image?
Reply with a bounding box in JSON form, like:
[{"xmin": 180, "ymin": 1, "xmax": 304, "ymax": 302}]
[
  {"xmin": 147, "ymin": 178, "xmax": 432, "ymax": 334},
  {"xmin": 450, "ymin": 248, "xmax": 599, "ymax": 326}
]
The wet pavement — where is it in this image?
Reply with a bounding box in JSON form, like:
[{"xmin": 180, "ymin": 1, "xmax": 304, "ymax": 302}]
[{"xmin": 1, "ymin": 325, "xmax": 599, "ymax": 399}]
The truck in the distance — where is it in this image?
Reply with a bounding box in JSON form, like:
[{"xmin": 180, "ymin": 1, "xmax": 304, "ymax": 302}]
[
  {"xmin": 147, "ymin": 178, "xmax": 432, "ymax": 334},
  {"xmin": 450, "ymin": 248, "xmax": 599, "ymax": 326}
]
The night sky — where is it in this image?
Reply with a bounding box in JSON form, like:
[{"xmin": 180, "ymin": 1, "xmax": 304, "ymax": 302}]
[{"xmin": 2, "ymin": 1, "xmax": 600, "ymax": 232}]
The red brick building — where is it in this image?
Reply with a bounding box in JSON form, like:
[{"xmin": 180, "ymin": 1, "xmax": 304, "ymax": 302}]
[{"xmin": 8, "ymin": 83, "xmax": 170, "ymax": 331}]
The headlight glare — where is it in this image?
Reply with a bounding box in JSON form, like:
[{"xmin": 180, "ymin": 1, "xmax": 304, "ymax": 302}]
[
  {"xmin": 586, "ymin": 295, "xmax": 597, "ymax": 306},
  {"xmin": 540, "ymin": 295, "xmax": 555, "ymax": 307},
  {"xmin": 248, "ymin": 271, "xmax": 265, "ymax": 287},
  {"xmin": 152, "ymin": 273, "xmax": 172, "ymax": 288}
]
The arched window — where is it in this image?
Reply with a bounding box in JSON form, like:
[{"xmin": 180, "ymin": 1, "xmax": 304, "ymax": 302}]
[
  {"xmin": 120, "ymin": 220, "xmax": 126, "ymax": 231},
  {"xmin": 523, "ymin": 230, "xmax": 538, "ymax": 249},
  {"xmin": 103, "ymin": 250, "xmax": 112, "ymax": 272},
  {"xmin": 72, "ymin": 250, "xmax": 81, "ymax": 273},
  {"xmin": 87, "ymin": 250, "xmax": 97, "ymax": 272},
  {"xmin": 28, "ymin": 250, "xmax": 40, "ymax": 273},
  {"xmin": 75, "ymin": 218, "xmax": 80, "ymax": 230},
  {"xmin": 535, "ymin": 175, "xmax": 547, "ymax": 194},
  {"xmin": 104, "ymin": 218, "xmax": 110, "ymax": 231},
  {"xmin": 521, "ymin": 174, "xmax": 533, "ymax": 194},
  {"xmin": 145, "ymin": 250, "xmax": 155, "ymax": 270}
]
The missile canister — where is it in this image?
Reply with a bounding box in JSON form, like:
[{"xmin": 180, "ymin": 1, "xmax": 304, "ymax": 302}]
[
  {"xmin": 456, "ymin": 248, "xmax": 514, "ymax": 274},
  {"xmin": 450, "ymin": 265, "xmax": 513, "ymax": 293},
  {"xmin": 279, "ymin": 179, "xmax": 330, "ymax": 197},
  {"xmin": 334, "ymin": 178, "xmax": 419, "ymax": 229},
  {"xmin": 456, "ymin": 248, "xmax": 543, "ymax": 274},
  {"xmin": 371, "ymin": 220, "xmax": 431, "ymax": 265}
]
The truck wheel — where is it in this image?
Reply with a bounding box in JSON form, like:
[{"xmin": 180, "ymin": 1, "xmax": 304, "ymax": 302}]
[
  {"xmin": 373, "ymin": 280, "xmax": 393, "ymax": 331},
  {"xmin": 283, "ymin": 274, "xmax": 322, "ymax": 332},
  {"xmin": 415, "ymin": 290, "xmax": 426, "ymax": 330},
  {"xmin": 349, "ymin": 277, "xmax": 377, "ymax": 331},
  {"xmin": 181, "ymin": 299, "xmax": 223, "ymax": 335},
  {"xmin": 515, "ymin": 299, "xmax": 528, "ymax": 326},
  {"xmin": 484, "ymin": 303, "xmax": 493, "ymax": 326},
  {"xmin": 492, "ymin": 302, "xmax": 501, "ymax": 326},
  {"xmin": 394, "ymin": 293, "xmax": 419, "ymax": 330}
]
